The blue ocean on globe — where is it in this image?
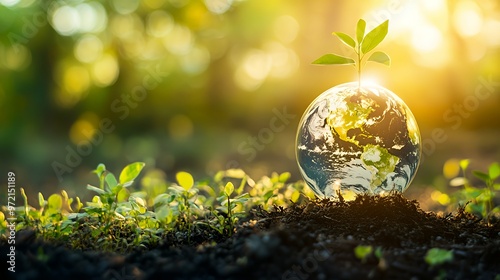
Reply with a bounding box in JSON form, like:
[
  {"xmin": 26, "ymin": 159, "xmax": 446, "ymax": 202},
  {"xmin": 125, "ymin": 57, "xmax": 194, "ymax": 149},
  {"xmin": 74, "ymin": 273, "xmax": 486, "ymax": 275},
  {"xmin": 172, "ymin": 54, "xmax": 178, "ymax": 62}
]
[{"xmin": 296, "ymin": 82, "xmax": 421, "ymax": 198}]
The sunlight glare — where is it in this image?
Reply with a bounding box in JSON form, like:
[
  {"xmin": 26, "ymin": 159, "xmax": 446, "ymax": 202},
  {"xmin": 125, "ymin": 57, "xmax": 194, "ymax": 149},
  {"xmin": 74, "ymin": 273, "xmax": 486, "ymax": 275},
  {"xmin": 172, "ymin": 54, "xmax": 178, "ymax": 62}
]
[
  {"xmin": 51, "ymin": 5, "xmax": 79, "ymax": 36},
  {"xmin": 411, "ymin": 24, "xmax": 442, "ymax": 53},
  {"xmin": 453, "ymin": 1, "xmax": 483, "ymax": 37},
  {"xmin": 0, "ymin": 0, "xmax": 19, "ymax": 7},
  {"xmin": 74, "ymin": 35, "xmax": 103, "ymax": 63},
  {"xmin": 92, "ymin": 54, "xmax": 119, "ymax": 87},
  {"xmin": 204, "ymin": 0, "xmax": 232, "ymax": 15},
  {"xmin": 359, "ymin": 75, "xmax": 380, "ymax": 87}
]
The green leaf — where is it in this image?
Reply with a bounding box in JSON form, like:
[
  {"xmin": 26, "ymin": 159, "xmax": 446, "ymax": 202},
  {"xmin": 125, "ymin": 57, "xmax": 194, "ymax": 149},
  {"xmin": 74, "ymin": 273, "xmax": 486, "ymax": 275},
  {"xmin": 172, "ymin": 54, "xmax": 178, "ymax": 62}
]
[
  {"xmin": 463, "ymin": 186, "xmax": 482, "ymax": 198},
  {"xmin": 156, "ymin": 206, "xmax": 174, "ymax": 224},
  {"xmin": 93, "ymin": 163, "xmax": 106, "ymax": 177},
  {"xmin": 224, "ymin": 182, "xmax": 235, "ymax": 196},
  {"xmin": 488, "ymin": 162, "xmax": 500, "ymax": 180},
  {"xmin": 176, "ymin": 171, "xmax": 194, "ymax": 191},
  {"xmin": 234, "ymin": 193, "xmax": 250, "ymax": 200},
  {"xmin": 367, "ymin": 51, "xmax": 391, "ymax": 66},
  {"xmin": 279, "ymin": 172, "xmax": 291, "ymax": 183},
  {"xmin": 225, "ymin": 169, "xmax": 246, "ymax": 179},
  {"xmin": 473, "ymin": 171, "xmax": 490, "ymax": 182},
  {"xmin": 291, "ymin": 190, "xmax": 300, "ymax": 203},
  {"xmin": 153, "ymin": 193, "xmax": 174, "ymax": 208},
  {"xmin": 47, "ymin": 194, "xmax": 63, "ymax": 210},
  {"xmin": 459, "ymin": 159, "xmax": 470, "ymax": 171},
  {"xmin": 354, "ymin": 245, "xmax": 372, "ymax": 262},
  {"xmin": 263, "ymin": 190, "xmax": 275, "ymax": 202},
  {"xmin": 494, "ymin": 183, "xmax": 500, "ymax": 191},
  {"xmin": 332, "ymin": 32, "xmax": 355, "ymax": 49},
  {"xmin": 116, "ymin": 187, "xmax": 129, "ymax": 202},
  {"xmin": 75, "ymin": 197, "xmax": 83, "ymax": 212},
  {"xmin": 38, "ymin": 192, "xmax": 46, "ymax": 208},
  {"xmin": 87, "ymin": 184, "xmax": 106, "ymax": 195},
  {"xmin": 214, "ymin": 171, "xmax": 225, "ymax": 182},
  {"xmin": 119, "ymin": 162, "xmax": 145, "ymax": 185},
  {"xmin": 111, "ymin": 183, "xmax": 123, "ymax": 196},
  {"xmin": 361, "ymin": 20, "xmax": 389, "ymax": 54},
  {"xmin": 312, "ymin": 53, "xmax": 355, "ymax": 65},
  {"xmin": 356, "ymin": 19, "xmax": 366, "ymax": 44},
  {"xmin": 424, "ymin": 248, "xmax": 453, "ymax": 267},
  {"xmin": 105, "ymin": 173, "xmax": 118, "ymax": 188},
  {"xmin": 374, "ymin": 247, "xmax": 383, "ymax": 259}
]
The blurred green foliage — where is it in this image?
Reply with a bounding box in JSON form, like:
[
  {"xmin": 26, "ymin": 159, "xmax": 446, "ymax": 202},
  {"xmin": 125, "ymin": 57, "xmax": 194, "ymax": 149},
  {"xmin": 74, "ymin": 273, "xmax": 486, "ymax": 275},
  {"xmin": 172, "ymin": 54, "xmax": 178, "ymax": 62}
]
[
  {"xmin": 0, "ymin": 162, "xmax": 315, "ymax": 252},
  {"xmin": 0, "ymin": 0, "xmax": 499, "ymax": 201}
]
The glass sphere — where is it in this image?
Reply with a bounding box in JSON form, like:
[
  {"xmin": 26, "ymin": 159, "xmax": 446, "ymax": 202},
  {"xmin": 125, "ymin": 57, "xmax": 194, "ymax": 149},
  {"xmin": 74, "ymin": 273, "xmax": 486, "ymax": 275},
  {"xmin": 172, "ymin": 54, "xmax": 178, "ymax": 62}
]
[{"xmin": 296, "ymin": 82, "xmax": 421, "ymax": 198}]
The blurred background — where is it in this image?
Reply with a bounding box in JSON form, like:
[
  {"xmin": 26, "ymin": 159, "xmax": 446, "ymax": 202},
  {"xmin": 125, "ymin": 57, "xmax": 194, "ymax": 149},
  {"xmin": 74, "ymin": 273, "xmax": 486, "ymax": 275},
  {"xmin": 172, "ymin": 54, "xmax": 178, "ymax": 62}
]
[{"xmin": 1, "ymin": 0, "xmax": 499, "ymax": 208}]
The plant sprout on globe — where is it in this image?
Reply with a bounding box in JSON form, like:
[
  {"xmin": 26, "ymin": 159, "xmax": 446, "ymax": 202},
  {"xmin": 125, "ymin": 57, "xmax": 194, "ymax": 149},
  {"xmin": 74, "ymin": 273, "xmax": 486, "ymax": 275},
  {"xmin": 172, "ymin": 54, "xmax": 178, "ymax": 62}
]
[{"xmin": 296, "ymin": 19, "xmax": 421, "ymax": 199}]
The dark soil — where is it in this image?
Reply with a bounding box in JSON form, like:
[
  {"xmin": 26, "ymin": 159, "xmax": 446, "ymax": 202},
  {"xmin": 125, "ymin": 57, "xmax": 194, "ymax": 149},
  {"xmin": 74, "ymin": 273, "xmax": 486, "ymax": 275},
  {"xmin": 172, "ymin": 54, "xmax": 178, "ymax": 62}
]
[{"xmin": 2, "ymin": 194, "xmax": 500, "ymax": 280}]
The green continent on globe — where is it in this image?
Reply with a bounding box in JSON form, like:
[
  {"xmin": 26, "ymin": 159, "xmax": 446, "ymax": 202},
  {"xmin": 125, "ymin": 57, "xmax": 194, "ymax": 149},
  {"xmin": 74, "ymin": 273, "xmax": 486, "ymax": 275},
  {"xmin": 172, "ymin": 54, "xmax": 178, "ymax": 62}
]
[
  {"xmin": 326, "ymin": 94, "xmax": 374, "ymax": 146},
  {"xmin": 361, "ymin": 144, "xmax": 400, "ymax": 190}
]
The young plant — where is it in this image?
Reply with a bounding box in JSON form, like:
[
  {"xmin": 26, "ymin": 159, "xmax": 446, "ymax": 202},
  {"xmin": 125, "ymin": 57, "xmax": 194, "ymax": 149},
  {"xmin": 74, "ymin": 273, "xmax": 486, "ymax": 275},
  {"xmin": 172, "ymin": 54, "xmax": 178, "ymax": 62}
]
[
  {"xmin": 86, "ymin": 162, "xmax": 145, "ymax": 236},
  {"xmin": 424, "ymin": 248, "xmax": 453, "ymax": 267},
  {"xmin": 446, "ymin": 160, "xmax": 500, "ymax": 224},
  {"xmin": 471, "ymin": 162, "xmax": 500, "ymax": 223},
  {"xmin": 354, "ymin": 245, "xmax": 373, "ymax": 263},
  {"xmin": 313, "ymin": 19, "xmax": 390, "ymax": 89},
  {"xmin": 171, "ymin": 171, "xmax": 200, "ymax": 241},
  {"xmin": 217, "ymin": 182, "xmax": 250, "ymax": 236},
  {"xmin": 354, "ymin": 245, "xmax": 384, "ymax": 264}
]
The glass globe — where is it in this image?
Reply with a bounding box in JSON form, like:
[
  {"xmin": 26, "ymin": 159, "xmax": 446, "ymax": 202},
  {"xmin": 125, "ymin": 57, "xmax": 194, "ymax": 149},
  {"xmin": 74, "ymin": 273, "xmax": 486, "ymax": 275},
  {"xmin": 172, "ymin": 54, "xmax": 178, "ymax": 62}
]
[{"xmin": 296, "ymin": 82, "xmax": 421, "ymax": 199}]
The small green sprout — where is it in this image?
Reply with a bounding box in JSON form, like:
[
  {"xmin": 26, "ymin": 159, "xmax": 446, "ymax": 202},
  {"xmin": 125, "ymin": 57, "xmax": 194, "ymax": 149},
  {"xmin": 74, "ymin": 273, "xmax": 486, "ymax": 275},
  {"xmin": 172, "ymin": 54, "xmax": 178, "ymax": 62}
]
[
  {"xmin": 446, "ymin": 160, "xmax": 500, "ymax": 224},
  {"xmin": 1, "ymin": 162, "xmax": 306, "ymax": 252},
  {"xmin": 472, "ymin": 162, "xmax": 500, "ymax": 222},
  {"xmin": 424, "ymin": 248, "xmax": 453, "ymax": 267},
  {"xmin": 313, "ymin": 19, "xmax": 390, "ymax": 89},
  {"xmin": 354, "ymin": 245, "xmax": 373, "ymax": 263},
  {"xmin": 174, "ymin": 171, "xmax": 199, "ymax": 241}
]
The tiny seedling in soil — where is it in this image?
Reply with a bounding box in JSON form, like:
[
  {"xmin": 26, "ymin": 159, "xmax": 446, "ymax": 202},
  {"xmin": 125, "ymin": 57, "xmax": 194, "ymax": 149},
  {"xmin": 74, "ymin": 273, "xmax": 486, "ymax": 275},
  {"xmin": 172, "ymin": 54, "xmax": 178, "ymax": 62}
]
[
  {"xmin": 313, "ymin": 19, "xmax": 390, "ymax": 89},
  {"xmin": 447, "ymin": 159, "xmax": 500, "ymax": 224},
  {"xmin": 424, "ymin": 248, "xmax": 454, "ymax": 267},
  {"xmin": 1, "ymin": 162, "xmax": 499, "ymax": 279}
]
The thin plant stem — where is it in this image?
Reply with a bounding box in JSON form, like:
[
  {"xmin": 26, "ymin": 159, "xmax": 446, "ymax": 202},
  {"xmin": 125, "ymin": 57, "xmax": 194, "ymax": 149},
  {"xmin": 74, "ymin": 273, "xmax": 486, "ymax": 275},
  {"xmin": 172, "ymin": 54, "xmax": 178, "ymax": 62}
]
[{"xmin": 357, "ymin": 46, "xmax": 361, "ymax": 90}]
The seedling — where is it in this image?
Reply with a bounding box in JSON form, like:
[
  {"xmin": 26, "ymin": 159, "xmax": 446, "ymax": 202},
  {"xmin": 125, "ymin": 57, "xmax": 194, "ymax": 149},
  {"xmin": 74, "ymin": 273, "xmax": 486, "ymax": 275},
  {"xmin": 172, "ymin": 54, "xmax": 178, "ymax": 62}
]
[
  {"xmin": 424, "ymin": 248, "xmax": 453, "ymax": 267},
  {"xmin": 0, "ymin": 162, "xmax": 310, "ymax": 252},
  {"xmin": 174, "ymin": 171, "xmax": 199, "ymax": 240},
  {"xmin": 313, "ymin": 19, "xmax": 390, "ymax": 89},
  {"xmin": 354, "ymin": 245, "xmax": 372, "ymax": 263},
  {"xmin": 472, "ymin": 162, "xmax": 500, "ymax": 223},
  {"xmin": 446, "ymin": 160, "xmax": 500, "ymax": 224}
]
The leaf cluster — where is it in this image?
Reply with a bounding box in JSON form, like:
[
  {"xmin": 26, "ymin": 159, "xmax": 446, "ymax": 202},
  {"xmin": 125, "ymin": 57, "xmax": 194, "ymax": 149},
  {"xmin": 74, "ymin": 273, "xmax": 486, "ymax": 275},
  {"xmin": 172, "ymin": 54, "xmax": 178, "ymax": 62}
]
[
  {"xmin": 312, "ymin": 19, "xmax": 390, "ymax": 84},
  {"xmin": 0, "ymin": 162, "xmax": 314, "ymax": 252},
  {"xmin": 441, "ymin": 159, "xmax": 500, "ymax": 224}
]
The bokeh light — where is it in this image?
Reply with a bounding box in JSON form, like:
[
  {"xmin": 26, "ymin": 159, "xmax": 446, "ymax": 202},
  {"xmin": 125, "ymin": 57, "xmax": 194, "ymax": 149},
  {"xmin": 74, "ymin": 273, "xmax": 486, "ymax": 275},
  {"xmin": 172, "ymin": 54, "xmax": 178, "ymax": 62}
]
[
  {"xmin": 69, "ymin": 112, "xmax": 99, "ymax": 145},
  {"xmin": 204, "ymin": 0, "xmax": 233, "ymax": 15},
  {"xmin": 453, "ymin": 1, "xmax": 483, "ymax": 37},
  {"xmin": 74, "ymin": 35, "xmax": 103, "ymax": 63},
  {"xmin": 2, "ymin": 44, "xmax": 31, "ymax": 70},
  {"xmin": 146, "ymin": 10, "xmax": 174, "ymax": 38},
  {"xmin": 112, "ymin": 0, "xmax": 140, "ymax": 15},
  {"xmin": 91, "ymin": 54, "xmax": 119, "ymax": 87},
  {"xmin": 1, "ymin": 0, "xmax": 499, "ymax": 210}
]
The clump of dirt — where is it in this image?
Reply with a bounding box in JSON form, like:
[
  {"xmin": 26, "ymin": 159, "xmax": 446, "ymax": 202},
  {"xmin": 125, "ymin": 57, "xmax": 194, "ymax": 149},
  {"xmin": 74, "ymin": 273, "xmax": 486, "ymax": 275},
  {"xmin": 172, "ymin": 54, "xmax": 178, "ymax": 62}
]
[{"xmin": 2, "ymin": 194, "xmax": 499, "ymax": 280}]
